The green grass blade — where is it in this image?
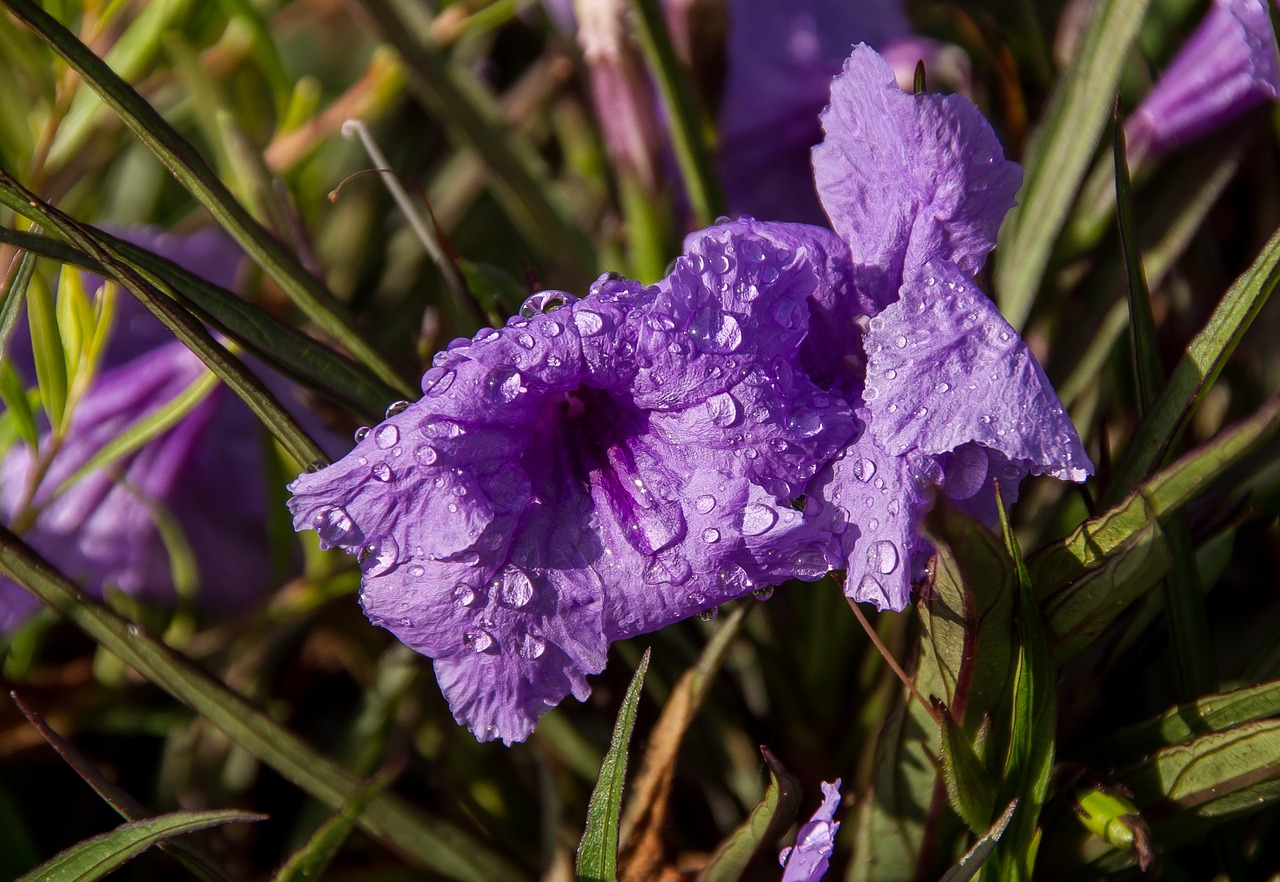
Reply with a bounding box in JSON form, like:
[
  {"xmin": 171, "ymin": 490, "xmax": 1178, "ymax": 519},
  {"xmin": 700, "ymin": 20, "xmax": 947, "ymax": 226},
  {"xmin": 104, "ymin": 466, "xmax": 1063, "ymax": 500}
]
[
  {"xmin": 0, "ymin": 529, "xmax": 526, "ymax": 882},
  {"xmin": 994, "ymin": 0, "xmax": 1152, "ymax": 330},
  {"xmin": 356, "ymin": 0, "xmax": 595, "ymax": 278},
  {"xmin": 938, "ymin": 799, "xmax": 1019, "ymax": 882},
  {"xmin": 627, "ymin": 0, "xmax": 723, "ymax": 226},
  {"xmin": 14, "ymin": 809, "xmax": 263, "ymax": 882},
  {"xmin": 577, "ymin": 647, "xmax": 651, "ymax": 882},
  {"xmin": 1105, "ymin": 223, "xmax": 1280, "ymax": 506},
  {"xmin": 0, "ymin": 225, "xmax": 396, "ymax": 418},
  {"xmin": 0, "ymin": 240, "xmax": 37, "ymax": 360},
  {"xmin": 24, "ymin": 272, "xmax": 67, "ymax": 429},
  {"xmin": 0, "ymin": 172, "xmax": 325, "ymax": 467},
  {"xmin": 697, "ymin": 748, "xmax": 801, "ymax": 882},
  {"xmin": 0, "ymin": 361, "xmax": 39, "ymax": 451},
  {"xmin": 1, "ymin": 0, "xmax": 415, "ymax": 399},
  {"xmin": 1112, "ymin": 110, "xmax": 1161, "ymax": 415}
]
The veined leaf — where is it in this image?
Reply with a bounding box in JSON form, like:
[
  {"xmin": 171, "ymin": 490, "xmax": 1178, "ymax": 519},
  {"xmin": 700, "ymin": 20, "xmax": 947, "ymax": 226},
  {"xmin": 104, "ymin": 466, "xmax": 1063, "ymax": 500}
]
[
  {"xmin": 697, "ymin": 748, "xmax": 801, "ymax": 882},
  {"xmin": 14, "ymin": 809, "xmax": 262, "ymax": 882},
  {"xmin": 994, "ymin": 0, "xmax": 1153, "ymax": 330},
  {"xmin": 1095, "ymin": 680, "xmax": 1280, "ymax": 758},
  {"xmin": 577, "ymin": 648, "xmax": 651, "ymax": 882},
  {"xmin": 0, "ymin": 527, "xmax": 529, "ymax": 882}
]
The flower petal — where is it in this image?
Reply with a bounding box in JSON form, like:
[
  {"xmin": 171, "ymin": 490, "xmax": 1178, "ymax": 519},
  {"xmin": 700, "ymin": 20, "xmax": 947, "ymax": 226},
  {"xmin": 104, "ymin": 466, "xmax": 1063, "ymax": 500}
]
[
  {"xmin": 812, "ymin": 45, "xmax": 1021, "ymax": 284},
  {"xmin": 780, "ymin": 778, "xmax": 842, "ymax": 881},
  {"xmin": 862, "ymin": 260, "xmax": 1091, "ymax": 481}
]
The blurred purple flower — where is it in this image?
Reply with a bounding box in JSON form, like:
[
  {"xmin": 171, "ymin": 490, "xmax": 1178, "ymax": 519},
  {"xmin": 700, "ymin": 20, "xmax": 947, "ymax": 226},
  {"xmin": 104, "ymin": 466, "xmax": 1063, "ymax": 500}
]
[
  {"xmin": 288, "ymin": 224, "xmax": 860, "ymax": 744},
  {"xmin": 807, "ymin": 46, "xmax": 1092, "ymax": 610},
  {"xmin": 1, "ymin": 230, "xmax": 306, "ymax": 631},
  {"xmin": 1126, "ymin": 0, "xmax": 1280, "ymax": 161},
  {"xmin": 779, "ymin": 779, "xmax": 841, "ymax": 881}
]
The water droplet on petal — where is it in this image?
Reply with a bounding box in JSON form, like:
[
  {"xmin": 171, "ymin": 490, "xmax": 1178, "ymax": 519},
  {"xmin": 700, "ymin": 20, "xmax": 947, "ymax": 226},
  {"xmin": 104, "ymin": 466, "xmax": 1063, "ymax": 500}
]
[
  {"xmin": 464, "ymin": 628, "xmax": 494, "ymax": 653},
  {"xmin": 518, "ymin": 631, "xmax": 546, "ymax": 660},
  {"xmin": 517, "ymin": 333, "xmax": 535, "ymax": 349},
  {"xmin": 354, "ymin": 426, "xmax": 370, "ymax": 443},
  {"xmin": 857, "ymin": 572, "xmax": 889, "ymax": 605},
  {"xmin": 313, "ymin": 505, "xmax": 358, "ymax": 548},
  {"xmin": 695, "ymin": 494, "xmax": 716, "ymax": 514},
  {"xmin": 854, "ymin": 458, "xmax": 877, "ymax": 482},
  {"xmin": 520, "ymin": 291, "xmax": 570, "ymax": 316},
  {"xmin": 868, "ymin": 540, "xmax": 899, "ymax": 574},
  {"xmin": 741, "ymin": 503, "xmax": 777, "ymax": 536},
  {"xmin": 360, "ymin": 536, "xmax": 399, "ymax": 576},
  {"xmin": 422, "ymin": 369, "xmax": 456, "ymax": 397},
  {"xmin": 385, "ymin": 400, "xmax": 411, "ymax": 419},
  {"xmin": 494, "ymin": 566, "xmax": 534, "ymax": 607},
  {"xmin": 699, "ymin": 607, "xmax": 720, "ymax": 622},
  {"xmin": 895, "ymin": 335, "xmax": 908, "ymax": 348},
  {"xmin": 453, "ymin": 584, "xmax": 477, "ymax": 607},
  {"xmin": 716, "ymin": 563, "xmax": 752, "ymax": 594},
  {"xmin": 752, "ymin": 586, "xmax": 775, "ymax": 601},
  {"xmin": 706, "ymin": 392, "xmax": 741, "ymax": 427},
  {"xmin": 773, "ymin": 299, "xmax": 805, "ymax": 329},
  {"xmin": 574, "ymin": 309, "xmax": 605, "ymax": 336},
  {"xmin": 416, "ymin": 445, "xmax": 438, "ymax": 465},
  {"xmin": 408, "ymin": 564, "xmax": 425, "ymax": 577},
  {"xmin": 786, "ymin": 407, "xmax": 822, "ymax": 438},
  {"xmin": 371, "ymin": 463, "xmax": 393, "ymax": 482},
  {"xmin": 484, "ymin": 367, "xmax": 524, "ymax": 403},
  {"xmin": 375, "ymin": 424, "xmax": 399, "ymax": 449},
  {"xmin": 702, "ymin": 527, "xmax": 721, "ymax": 544}
]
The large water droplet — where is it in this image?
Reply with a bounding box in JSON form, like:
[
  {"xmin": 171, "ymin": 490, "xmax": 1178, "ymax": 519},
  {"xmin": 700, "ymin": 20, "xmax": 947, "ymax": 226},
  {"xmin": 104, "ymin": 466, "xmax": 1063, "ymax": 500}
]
[
  {"xmin": 360, "ymin": 536, "xmax": 399, "ymax": 576},
  {"xmin": 752, "ymin": 586, "xmax": 775, "ymax": 601},
  {"xmin": 494, "ymin": 566, "xmax": 534, "ymax": 607},
  {"xmin": 706, "ymin": 392, "xmax": 741, "ymax": 427},
  {"xmin": 385, "ymin": 400, "xmax": 411, "ymax": 419},
  {"xmin": 422, "ymin": 368, "xmax": 456, "ymax": 397},
  {"xmin": 857, "ymin": 572, "xmax": 889, "ymax": 606},
  {"xmin": 868, "ymin": 540, "xmax": 899, "ymax": 574},
  {"xmin": 520, "ymin": 291, "xmax": 570, "ymax": 316},
  {"xmin": 353, "ymin": 426, "xmax": 370, "ymax": 443},
  {"xmin": 699, "ymin": 607, "xmax": 719, "ymax": 622},
  {"xmin": 453, "ymin": 584, "xmax": 477, "ymax": 607},
  {"xmin": 716, "ymin": 563, "xmax": 752, "ymax": 594},
  {"xmin": 313, "ymin": 505, "xmax": 358, "ymax": 549},
  {"xmin": 643, "ymin": 556, "xmax": 692, "ymax": 586},
  {"xmin": 854, "ymin": 458, "xmax": 877, "ymax": 482},
  {"xmin": 371, "ymin": 462, "xmax": 393, "ymax": 482},
  {"xmin": 416, "ymin": 445, "xmax": 439, "ymax": 465},
  {"xmin": 786, "ymin": 407, "xmax": 822, "ymax": 438},
  {"xmin": 517, "ymin": 333, "xmax": 535, "ymax": 349},
  {"xmin": 895, "ymin": 335, "xmax": 908, "ymax": 348},
  {"xmin": 741, "ymin": 503, "xmax": 777, "ymax": 536},
  {"xmin": 695, "ymin": 494, "xmax": 716, "ymax": 514},
  {"xmin": 574, "ymin": 309, "xmax": 606, "ymax": 336},
  {"xmin": 691, "ymin": 308, "xmax": 743, "ymax": 352},
  {"xmin": 518, "ymin": 631, "xmax": 546, "ymax": 660},
  {"xmin": 710, "ymin": 251, "xmax": 732, "ymax": 274},
  {"xmin": 484, "ymin": 367, "xmax": 524, "ymax": 403},
  {"xmin": 464, "ymin": 628, "xmax": 494, "ymax": 653},
  {"xmin": 702, "ymin": 527, "xmax": 721, "ymax": 544},
  {"xmin": 375, "ymin": 424, "xmax": 399, "ymax": 449}
]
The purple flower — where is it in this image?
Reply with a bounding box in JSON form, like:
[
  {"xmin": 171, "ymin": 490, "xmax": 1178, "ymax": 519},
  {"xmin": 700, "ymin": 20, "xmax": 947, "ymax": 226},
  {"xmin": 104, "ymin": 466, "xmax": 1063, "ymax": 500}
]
[
  {"xmin": 288, "ymin": 224, "xmax": 862, "ymax": 744},
  {"xmin": 806, "ymin": 45, "xmax": 1092, "ymax": 610},
  {"xmin": 719, "ymin": 0, "xmax": 912, "ymax": 224},
  {"xmin": 1, "ymin": 230, "xmax": 310, "ymax": 632},
  {"xmin": 779, "ymin": 778, "xmax": 841, "ymax": 881},
  {"xmin": 1126, "ymin": 0, "xmax": 1280, "ymax": 161}
]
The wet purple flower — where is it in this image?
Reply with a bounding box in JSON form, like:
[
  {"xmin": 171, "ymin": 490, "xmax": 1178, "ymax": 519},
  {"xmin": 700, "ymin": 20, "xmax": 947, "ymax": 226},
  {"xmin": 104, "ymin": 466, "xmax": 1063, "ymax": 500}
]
[
  {"xmin": 779, "ymin": 778, "xmax": 841, "ymax": 881},
  {"xmin": 288, "ymin": 224, "xmax": 860, "ymax": 744},
  {"xmin": 807, "ymin": 45, "xmax": 1092, "ymax": 610},
  {"xmin": 1126, "ymin": 0, "xmax": 1280, "ymax": 161},
  {"xmin": 719, "ymin": 0, "xmax": 912, "ymax": 224},
  {"xmin": 1, "ymin": 230, "xmax": 310, "ymax": 632}
]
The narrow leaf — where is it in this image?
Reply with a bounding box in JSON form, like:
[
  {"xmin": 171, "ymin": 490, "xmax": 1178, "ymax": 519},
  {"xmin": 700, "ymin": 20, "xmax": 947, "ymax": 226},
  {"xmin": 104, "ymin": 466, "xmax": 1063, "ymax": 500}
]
[
  {"xmin": 2, "ymin": 0, "xmax": 414, "ymax": 398},
  {"xmin": 25, "ymin": 271, "xmax": 67, "ymax": 429},
  {"xmin": 938, "ymin": 798, "xmax": 1018, "ymax": 882},
  {"xmin": 0, "ymin": 528, "xmax": 529, "ymax": 882},
  {"xmin": 1105, "ymin": 222, "xmax": 1280, "ymax": 505},
  {"xmin": 577, "ymin": 647, "xmax": 652, "ymax": 882},
  {"xmin": 994, "ymin": 0, "xmax": 1153, "ymax": 330},
  {"xmin": 940, "ymin": 713, "xmax": 997, "ymax": 835},
  {"xmin": 1, "ymin": 243, "xmax": 38, "ymax": 361},
  {"xmin": 697, "ymin": 748, "xmax": 801, "ymax": 882},
  {"xmin": 0, "ymin": 361, "xmax": 38, "ymax": 452},
  {"xmin": 15, "ymin": 809, "xmax": 262, "ymax": 882},
  {"xmin": 1096, "ymin": 680, "xmax": 1280, "ymax": 757}
]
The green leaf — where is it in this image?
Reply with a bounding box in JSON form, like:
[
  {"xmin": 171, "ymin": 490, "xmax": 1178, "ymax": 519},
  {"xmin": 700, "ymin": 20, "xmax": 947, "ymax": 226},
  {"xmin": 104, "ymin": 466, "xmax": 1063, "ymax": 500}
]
[
  {"xmin": 991, "ymin": 494, "xmax": 1056, "ymax": 881},
  {"xmin": 3, "ymin": 0, "xmax": 414, "ymax": 399},
  {"xmin": 25, "ymin": 271, "xmax": 67, "ymax": 430},
  {"xmin": 696, "ymin": 748, "xmax": 801, "ymax": 882},
  {"xmin": 0, "ymin": 361, "xmax": 38, "ymax": 452},
  {"xmin": 994, "ymin": 0, "xmax": 1153, "ymax": 330},
  {"xmin": 0, "ymin": 527, "xmax": 529, "ymax": 882},
  {"xmin": 938, "ymin": 799, "xmax": 1019, "ymax": 882},
  {"xmin": 627, "ymin": 0, "xmax": 723, "ymax": 227},
  {"xmin": 0, "ymin": 242, "xmax": 37, "ymax": 363},
  {"xmin": 577, "ymin": 647, "xmax": 652, "ymax": 882},
  {"xmin": 1112, "ymin": 109, "xmax": 1161, "ymax": 416},
  {"xmin": 1096, "ymin": 680, "xmax": 1280, "ymax": 758},
  {"xmin": 941, "ymin": 713, "xmax": 997, "ymax": 835},
  {"xmin": 1105, "ymin": 222, "xmax": 1280, "ymax": 505},
  {"xmin": 272, "ymin": 764, "xmax": 401, "ymax": 882},
  {"xmin": 14, "ymin": 809, "xmax": 262, "ymax": 882},
  {"xmin": 1031, "ymin": 396, "xmax": 1280, "ymax": 661},
  {"xmin": 0, "ymin": 224, "xmax": 397, "ymax": 419}
]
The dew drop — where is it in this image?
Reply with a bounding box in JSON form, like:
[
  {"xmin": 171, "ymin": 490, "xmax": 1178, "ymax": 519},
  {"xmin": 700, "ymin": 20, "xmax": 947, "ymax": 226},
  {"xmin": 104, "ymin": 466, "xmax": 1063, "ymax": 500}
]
[
  {"xmin": 710, "ymin": 252, "xmax": 732, "ymax": 274},
  {"xmin": 786, "ymin": 407, "xmax": 822, "ymax": 438},
  {"xmin": 517, "ymin": 333, "xmax": 535, "ymax": 349},
  {"xmin": 895, "ymin": 335, "xmax": 908, "ymax": 348},
  {"xmin": 868, "ymin": 540, "xmax": 899, "ymax": 574},
  {"xmin": 313, "ymin": 505, "xmax": 358, "ymax": 548},
  {"xmin": 385, "ymin": 400, "xmax": 411, "ymax": 419},
  {"xmin": 741, "ymin": 503, "xmax": 777, "ymax": 536},
  {"xmin": 857, "ymin": 572, "xmax": 888, "ymax": 605},
  {"xmin": 716, "ymin": 563, "xmax": 752, "ymax": 594},
  {"xmin": 453, "ymin": 584, "xmax": 477, "ymax": 607},
  {"xmin": 484, "ymin": 367, "xmax": 524, "ymax": 403},
  {"xmin": 464, "ymin": 628, "xmax": 494, "ymax": 653},
  {"xmin": 360, "ymin": 536, "xmax": 399, "ymax": 577},
  {"xmin": 494, "ymin": 566, "xmax": 534, "ymax": 607},
  {"xmin": 518, "ymin": 631, "xmax": 547, "ymax": 660},
  {"xmin": 702, "ymin": 527, "xmax": 721, "ymax": 544},
  {"xmin": 422, "ymin": 369, "xmax": 456, "ymax": 397},
  {"xmin": 699, "ymin": 607, "xmax": 719, "ymax": 622},
  {"xmin": 695, "ymin": 495, "xmax": 716, "ymax": 514},
  {"xmin": 371, "ymin": 462, "xmax": 393, "ymax": 482},
  {"xmin": 416, "ymin": 445, "xmax": 439, "ymax": 465},
  {"xmin": 884, "ymin": 369, "xmax": 897, "ymax": 379},
  {"xmin": 542, "ymin": 320, "xmax": 563, "ymax": 337},
  {"xmin": 375, "ymin": 424, "xmax": 399, "ymax": 449},
  {"xmin": 936, "ymin": 382, "xmax": 950, "ymax": 392},
  {"xmin": 520, "ymin": 291, "xmax": 570, "ymax": 316},
  {"xmin": 854, "ymin": 458, "xmax": 876, "ymax": 482},
  {"xmin": 752, "ymin": 586, "xmax": 775, "ymax": 601},
  {"xmin": 706, "ymin": 392, "xmax": 741, "ymax": 428},
  {"xmin": 574, "ymin": 309, "xmax": 605, "ymax": 336},
  {"xmin": 354, "ymin": 426, "xmax": 370, "ymax": 443},
  {"xmin": 408, "ymin": 564, "xmax": 425, "ymax": 577},
  {"xmin": 773, "ymin": 299, "xmax": 805, "ymax": 330}
]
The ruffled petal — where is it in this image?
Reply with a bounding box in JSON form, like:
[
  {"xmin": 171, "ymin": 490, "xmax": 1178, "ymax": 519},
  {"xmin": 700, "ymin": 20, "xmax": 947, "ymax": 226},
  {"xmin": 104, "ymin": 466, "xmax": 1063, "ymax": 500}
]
[
  {"xmin": 862, "ymin": 260, "xmax": 1091, "ymax": 481},
  {"xmin": 290, "ymin": 221, "xmax": 860, "ymax": 744},
  {"xmin": 780, "ymin": 778, "xmax": 842, "ymax": 881},
  {"xmin": 812, "ymin": 45, "xmax": 1021, "ymax": 284}
]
